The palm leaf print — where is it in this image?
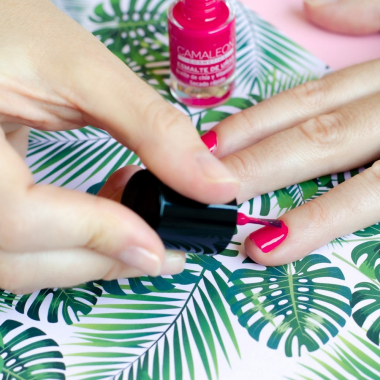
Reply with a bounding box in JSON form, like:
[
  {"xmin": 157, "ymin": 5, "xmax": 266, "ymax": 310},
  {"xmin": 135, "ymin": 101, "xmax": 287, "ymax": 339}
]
[
  {"xmin": 68, "ymin": 255, "xmax": 240, "ymax": 380},
  {"xmin": 27, "ymin": 128, "xmax": 139, "ymax": 190},
  {"xmin": 0, "ymin": 319, "xmax": 65, "ymax": 379},
  {"xmin": 289, "ymin": 331, "xmax": 380, "ymax": 380},
  {"xmin": 234, "ymin": 1, "xmax": 327, "ymax": 95},
  {"xmin": 1, "ymin": 1, "xmax": 364, "ymax": 379},
  {"xmin": 226, "ymin": 254, "xmax": 352, "ymax": 357}
]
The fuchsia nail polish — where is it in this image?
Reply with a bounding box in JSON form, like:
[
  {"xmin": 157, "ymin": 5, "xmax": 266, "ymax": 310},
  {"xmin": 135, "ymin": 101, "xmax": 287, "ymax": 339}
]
[
  {"xmin": 168, "ymin": 0, "xmax": 236, "ymax": 108},
  {"xmin": 201, "ymin": 131, "xmax": 218, "ymax": 153},
  {"xmin": 249, "ymin": 221, "xmax": 289, "ymax": 253}
]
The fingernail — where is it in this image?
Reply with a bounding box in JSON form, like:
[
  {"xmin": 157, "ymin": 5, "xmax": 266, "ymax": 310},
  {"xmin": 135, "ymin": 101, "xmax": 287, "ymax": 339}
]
[
  {"xmin": 249, "ymin": 221, "xmax": 289, "ymax": 253},
  {"xmin": 304, "ymin": 0, "xmax": 338, "ymax": 6},
  {"xmin": 196, "ymin": 152, "xmax": 239, "ymax": 184},
  {"xmin": 118, "ymin": 246, "xmax": 161, "ymax": 276},
  {"xmin": 201, "ymin": 131, "xmax": 218, "ymax": 154},
  {"xmin": 160, "ymin": 250, "xmax": 186, "ymax": 275}
]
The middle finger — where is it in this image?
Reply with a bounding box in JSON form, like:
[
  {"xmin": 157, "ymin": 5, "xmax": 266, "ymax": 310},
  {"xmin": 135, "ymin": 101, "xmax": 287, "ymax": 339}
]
[{"xmin": 222, "ymin": 92, "xmax": 380, "ymax": 203}]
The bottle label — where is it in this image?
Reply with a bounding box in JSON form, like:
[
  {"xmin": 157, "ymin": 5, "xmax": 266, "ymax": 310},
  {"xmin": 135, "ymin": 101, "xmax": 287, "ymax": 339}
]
[{"xmin": 169, "ymin": 20, "xmax": 236, "ymax": 88}]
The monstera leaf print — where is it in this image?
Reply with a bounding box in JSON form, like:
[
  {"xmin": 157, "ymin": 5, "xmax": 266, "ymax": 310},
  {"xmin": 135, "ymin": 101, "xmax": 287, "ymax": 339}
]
[
  {"xmin": 0, "ymin": 320, "xmax": 65, "ymax": 379},
  {"xmin": 0, "ymin": 291, "xmax": 17, "ymax": 314},
  {"xmin": 14, "ymin": 282, "xmax": 103, "ymax": 325},
  {"xmin": 225, "ymin": 254, "xmax": 352, "ymax": 357},
  {"xmin": 350, "ymin": 241, "xmax": 380, "ymax": 345},
  {"xmin": 89, "ymin": 0, "xmax": 172, "ymax": 101}
]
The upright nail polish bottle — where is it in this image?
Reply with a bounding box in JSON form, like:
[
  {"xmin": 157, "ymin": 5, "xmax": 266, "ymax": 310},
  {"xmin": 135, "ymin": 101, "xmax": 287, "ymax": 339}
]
[{"xmin": 168, "ymin": 0, "xmax": 236, "ymax": 108}]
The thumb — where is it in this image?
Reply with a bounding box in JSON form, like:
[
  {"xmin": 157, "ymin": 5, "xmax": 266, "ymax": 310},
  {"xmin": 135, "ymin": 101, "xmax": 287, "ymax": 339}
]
[{"xmin": 304, "ymin": 0, "xmax": 380, "ymax": 35}]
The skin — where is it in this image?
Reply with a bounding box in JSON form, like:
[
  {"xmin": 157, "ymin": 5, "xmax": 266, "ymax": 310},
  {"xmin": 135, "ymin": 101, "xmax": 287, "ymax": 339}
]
[
  {"xmin": 3, "ymin": 0, "xmax": 379, "ymax": 292},
  {"xmin": 211, "ymin": 0, "xmax": 380, "ymax": 265},
  {"xmin": 0, "ymin": 0, "xmax": 239, "ymax": 294}
]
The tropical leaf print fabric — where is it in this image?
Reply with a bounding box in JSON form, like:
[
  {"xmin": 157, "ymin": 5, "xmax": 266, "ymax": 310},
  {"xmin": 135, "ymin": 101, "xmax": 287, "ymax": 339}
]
[{"xmin": 1, "ymin": 1, "xmax": 379, "ymax": 379}]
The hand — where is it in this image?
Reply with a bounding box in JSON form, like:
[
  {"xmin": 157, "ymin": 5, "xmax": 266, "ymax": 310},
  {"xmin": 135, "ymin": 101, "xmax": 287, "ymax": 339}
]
[
  {"xmin": 0, "ymin": 0, "xmax": 239, "ymax": 294},
  {"xmin": 304, "ymin": 0, "xmax": 380, "ymax": 35},
  {"xmin": 203, "ymin": 57, "xmax": 380, "ymax": 265}
]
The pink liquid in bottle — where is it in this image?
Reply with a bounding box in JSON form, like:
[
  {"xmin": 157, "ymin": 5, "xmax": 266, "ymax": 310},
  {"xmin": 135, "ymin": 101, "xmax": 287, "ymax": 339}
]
[{"xmin": 168, "ymin": 0, "xmax": 236, "ymax": 108}]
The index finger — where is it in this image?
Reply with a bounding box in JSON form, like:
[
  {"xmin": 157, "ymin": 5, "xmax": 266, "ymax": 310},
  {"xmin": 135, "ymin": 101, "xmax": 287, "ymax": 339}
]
[
  {"xmin": 43, "ymin": 4, "xmax": 240, "ymax": 205},
  {"xmin": 211, "ymin": 60, "xmax": 380, "ymax": 157},
  {"xmin": 0, "ymin": 135, "xmax": 165, "ymax": 276}
]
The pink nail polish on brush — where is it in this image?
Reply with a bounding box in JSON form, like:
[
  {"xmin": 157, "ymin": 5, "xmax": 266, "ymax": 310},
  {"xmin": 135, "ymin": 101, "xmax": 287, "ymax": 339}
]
[{"xmin": 168, "ymin": 0, "xmax": 236, "ymax": 108}]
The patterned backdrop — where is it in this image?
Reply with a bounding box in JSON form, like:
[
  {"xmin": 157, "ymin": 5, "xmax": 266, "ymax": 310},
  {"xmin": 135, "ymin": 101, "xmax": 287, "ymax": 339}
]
[{"xmin": 1, "ymin": 1, "xmax": 379, "ymax": 379}]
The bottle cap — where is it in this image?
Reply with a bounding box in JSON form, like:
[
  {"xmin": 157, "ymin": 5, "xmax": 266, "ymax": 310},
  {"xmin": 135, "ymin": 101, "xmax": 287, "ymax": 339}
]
[{"xmin": 121, "ymin": 170, "xmax": 237, "ymax": 255}]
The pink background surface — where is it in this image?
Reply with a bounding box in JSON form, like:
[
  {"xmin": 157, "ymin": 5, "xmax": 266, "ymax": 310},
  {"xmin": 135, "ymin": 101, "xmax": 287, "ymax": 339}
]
[{"xmin": 240, "ymin": 0, "xmax": 379, "ymax": 70}]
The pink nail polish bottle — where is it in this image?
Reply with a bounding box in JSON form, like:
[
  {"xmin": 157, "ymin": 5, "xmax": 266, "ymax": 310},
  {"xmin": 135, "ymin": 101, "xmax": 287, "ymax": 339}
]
[{"xmin": 168, "ymin": 0, "xmax": 236, "ymax": 108}]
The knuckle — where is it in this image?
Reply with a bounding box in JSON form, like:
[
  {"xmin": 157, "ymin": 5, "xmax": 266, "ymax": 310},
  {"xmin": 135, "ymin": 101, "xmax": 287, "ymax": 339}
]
[
  {"xmin": 234, "ymin": 110, "xmax": 256, "ymax": 137},
  {"xmin": 303, "ymin": 199, "xmax": 333, "ymax": 229},
  {"xmin": 357, "ymin": 161, "xmax": 380, "ymax": 204},
  {"xmin": 364, "ymin": 160, "xmax": 380, "ymax": 185},
  {"xmin": 291, "ymin": 79, "xmax": 326, "ymax": 108},
  {"xmin": 0, "ymin": 213, "xmax": 24, "ymax": 251},
  {"xmin": 102, "ymin": 262, "xmax": 123, "ymax": 281},
  {"xmin": 297, "ymin": 113, "xmax": 345, "ymax": 148},
  {"xmin": 225, "ymin": 151, "xmax": 259, "ymax": 182},
  {"xmin": 0, "ymin": 255, "xmax": 25, "ymax": 294},
  {"xmin": 83, "ymin": 197, "xmax": 119, "ymax": 256},
  {"xmin": 146, "ymin": 98, "xmax": 187, "ymax": 135}
]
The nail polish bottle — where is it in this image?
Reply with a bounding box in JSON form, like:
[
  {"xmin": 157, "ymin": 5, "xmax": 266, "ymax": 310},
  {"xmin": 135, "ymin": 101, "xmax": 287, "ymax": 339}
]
[{"xmin": 167, "ymin": 0, "xmax": 236, "ymax": 108}]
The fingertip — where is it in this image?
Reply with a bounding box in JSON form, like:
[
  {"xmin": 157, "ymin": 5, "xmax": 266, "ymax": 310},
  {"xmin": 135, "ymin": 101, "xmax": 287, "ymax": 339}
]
[
  {"xmin": 303, "ymin": 0, "xmax": 380, "ymax": 35},
  {"xmin": 97, "ymin": 165, "xmax": 142, "ymax": 200},
  {"xmin": 161, "ymin": 250, "xmax": 186, "ymax": 275},
  {"xmin": 244, "ymin": 220, "xmax": 292, "ymax": 266}
]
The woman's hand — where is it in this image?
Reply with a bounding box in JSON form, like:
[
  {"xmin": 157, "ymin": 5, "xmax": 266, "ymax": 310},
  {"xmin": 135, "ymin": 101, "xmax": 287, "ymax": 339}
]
[
  {"xmin": 201, "ymin": 0, "xmax": 380, "ymax": 266},
  {"xmin": 204, "ymin": 57, "xmax": 380, "ymax": 266},
  {"xmin": 0, "ymin": 0, "xmax": 239, "ymax": 294},
  {"xmin": 1, "ymin": 127, "xmax": 189, "ymax": 294}
]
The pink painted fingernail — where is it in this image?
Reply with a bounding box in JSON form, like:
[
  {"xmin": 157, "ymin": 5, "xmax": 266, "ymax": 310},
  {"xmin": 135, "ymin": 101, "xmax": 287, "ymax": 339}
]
[
  {"xmin": 249, "ymin": 221, "xmax": 289, "ymax": 253},
  {"xmin": 201, "ymin": 131, "xmax": 218, "ymax": 153}
]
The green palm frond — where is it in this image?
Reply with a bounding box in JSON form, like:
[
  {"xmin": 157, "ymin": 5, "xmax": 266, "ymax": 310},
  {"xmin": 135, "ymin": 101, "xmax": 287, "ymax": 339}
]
[
  {"xmin": 27, "ymin": 128, "xmax": 139, "ymax": 189},
  {"xmin": 0, "ymin": 319, "xmax": 65, "ymax": 379},
  {"xmin": 234, "ymin": 1, "xmax": 327, "ymax": 95},
  {"xmin": 67, "ymin": 255, "xmax": 240, "ymax": 380},
  {"xmin": 14, "ymin": 283, "xmax": 103, "ymax": 325},
  {"xmin": 289, "ymin": 332, "xmax": 380, "ymax": 380},
  {"xmin": 225, "ymin": 254, "xmax": 352, "ymax": 357}
]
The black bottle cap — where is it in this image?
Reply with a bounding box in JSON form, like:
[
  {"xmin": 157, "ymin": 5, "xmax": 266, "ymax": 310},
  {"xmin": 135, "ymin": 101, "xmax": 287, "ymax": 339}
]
[{"xmin": 121, "ymin": 170, "xmax": 238, "ymax": 255}]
